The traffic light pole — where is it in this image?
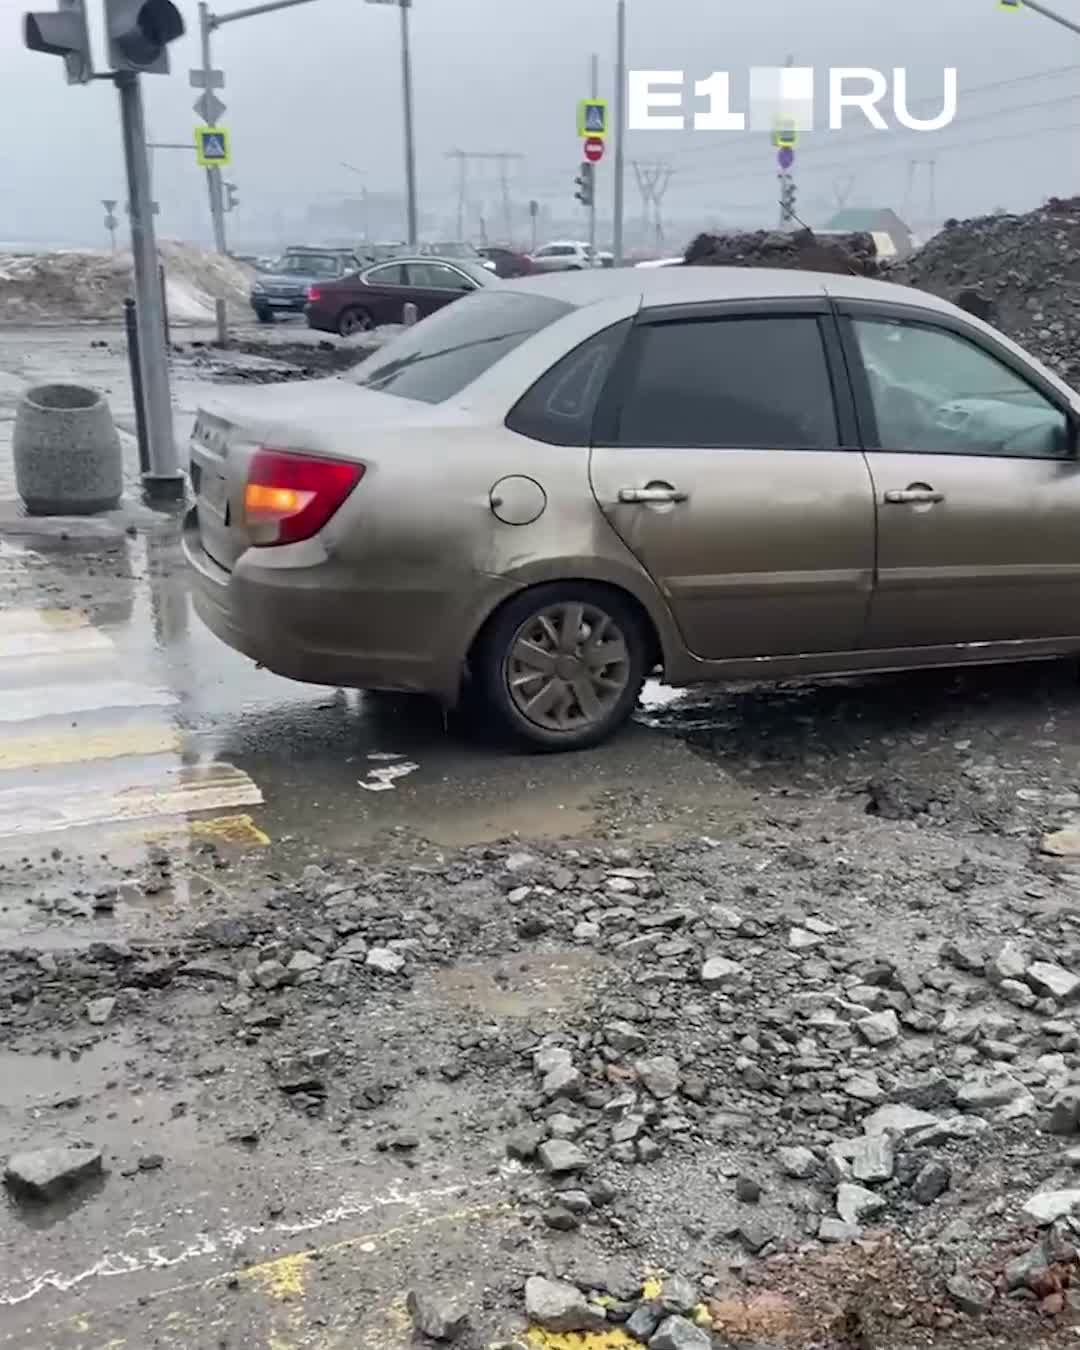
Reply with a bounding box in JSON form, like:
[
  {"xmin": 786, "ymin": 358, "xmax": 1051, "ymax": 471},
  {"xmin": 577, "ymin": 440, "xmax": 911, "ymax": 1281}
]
[
  {"xmin": 1018, "ymin": 0, "xmax": 1080, "ymax": 37},
  {"xmin": 198, "ymin": 2, "xmax": 228, "ymax": 258},
  {"xmin": 115, "ymin": 71, "xmax": 183, "ymax": 502},
  {"xmin": 612, "ymin": 0, "xmax": 626, "ymax": 264},
  {"xmin": 198, "ymin": 0, "xmax": 321, "ymax": 259},
  {"xmin": 588, "ymin": 52, "xmax": 598, "ymax": 266}
]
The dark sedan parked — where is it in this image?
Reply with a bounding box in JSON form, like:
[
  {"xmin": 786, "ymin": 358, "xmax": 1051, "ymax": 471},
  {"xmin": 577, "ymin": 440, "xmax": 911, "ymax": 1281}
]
[
  {"xmin": 250, "ymin": 249, "xmax": 362, "ymax": 322},
  {"xmin": 305, "ymin": 256, "xmax": 495, "ymax": 337},
  {"xmin": 478, "ymin": 245, "xmax": 535, "ymax": 278}
]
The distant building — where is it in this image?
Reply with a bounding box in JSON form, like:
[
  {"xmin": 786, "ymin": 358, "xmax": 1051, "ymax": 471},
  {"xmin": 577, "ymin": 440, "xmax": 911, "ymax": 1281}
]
[{"xmin": 824, "ymin": 208, "xmax": 915, "ymax": 259}]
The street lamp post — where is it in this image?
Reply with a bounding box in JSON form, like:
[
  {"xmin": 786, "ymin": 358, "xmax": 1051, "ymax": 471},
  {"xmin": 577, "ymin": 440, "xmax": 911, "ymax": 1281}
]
[{"xmin": 367, "ymin": 0, "xmax": 419, "ymax": 249}]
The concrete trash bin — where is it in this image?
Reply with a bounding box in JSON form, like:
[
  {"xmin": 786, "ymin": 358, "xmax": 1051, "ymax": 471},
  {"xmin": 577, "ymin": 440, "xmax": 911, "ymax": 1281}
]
[{"xmin": 13, "ymin": 383, "xmax": 123, "ymax": 515}]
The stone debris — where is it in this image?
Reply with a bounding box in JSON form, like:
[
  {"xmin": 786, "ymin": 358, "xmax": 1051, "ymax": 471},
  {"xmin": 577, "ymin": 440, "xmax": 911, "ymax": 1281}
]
[
  {"xmin": 1027, "ymin": 961, "xmax": 1080, "ymax": 1003},
  {"xmin": 856, "ymin": 1009, "xmax": 900, "ymax": 1046},
  {"xmin": 11, "ymin": 812, "xmax": 1080, "ymax": 1341},
  {"xmin": 946, "ymin": 1274, "xmax": 995, "ymax": 1315},
  {"xmin": 85, "ymin": 995, "xmax": 116, "ymax": 1025},
  {"xmin": 1048, "ymin": 1087, "xmax": 1080, "ymax": 1135},
  {"xmin": 700, "ymin": 955, "xmax": 744, "ymax": 989},
  {"xmin": 524, "ymin": 1276, "xmax": 606, "ymax": 1333},
  {"xmin": 634, "ymin": 1055, "xmax": 681, "ymax": 1099},
  {"xmin": 1021, "ymin": 1189, "xmax": 1080, "ymax": 1226},
  {"xmin": 537, "ymin": 1140, "xmax": 587, "ymax": 1175},
  {"xmin": 365, "ymin": 947, "xmax": 405, "ymax": 974},
  {"xmin": 836, "ymin": 1182, "xmax": 886, "ymax": 1226},
  {"xmin": 648, "ymin": 1315, "xmax": 711, "ymax": 1349},
  {"xmin": 777, "ymin": 1145, "xmax": 817, "ymax": 1179},
  {"xmin": 406, "ymin": 1290, "xmax": 469, "ymax": 1342},
  {"xmin": 4, "ymin": 1145, "xmax": 104, "ymax": 1201}
]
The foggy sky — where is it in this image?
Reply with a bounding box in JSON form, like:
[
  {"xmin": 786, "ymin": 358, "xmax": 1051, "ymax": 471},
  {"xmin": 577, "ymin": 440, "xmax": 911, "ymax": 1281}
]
[{"xmin": 1, "ymin": 0, "xmax": 1076, "ymax": 248}]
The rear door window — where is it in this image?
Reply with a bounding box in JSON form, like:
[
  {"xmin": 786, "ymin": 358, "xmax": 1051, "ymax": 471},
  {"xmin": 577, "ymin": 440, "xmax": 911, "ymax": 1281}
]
[
  {"xmin": 406, "ymin": 262, "xmax": 474, "ymax": 291},
  {"xmin": 612, "ymin": 315, "xmax": 839, "ymax": 449},
  {"xmin": 351, "ymin": 291, "xmax": 573, "ymax": 403},
  {"xmin": 363, "ymin": 263, "xmax": 408, "ymax": 286}
]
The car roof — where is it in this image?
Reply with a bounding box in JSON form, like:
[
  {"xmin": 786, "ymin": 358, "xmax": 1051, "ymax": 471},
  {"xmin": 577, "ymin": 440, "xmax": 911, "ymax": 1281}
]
[
  {"xmin": 497, "ymin": 264, "xmax": 960, "ymax": 317},
  {"xmin": 364, "ymin": 255, "xmax": 484, "ymax": 268}
]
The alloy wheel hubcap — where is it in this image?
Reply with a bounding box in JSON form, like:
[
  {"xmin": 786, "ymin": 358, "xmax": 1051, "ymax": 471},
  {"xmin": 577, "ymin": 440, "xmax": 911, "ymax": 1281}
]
[{"xmin": 505, "ymin": 601, "xmax": 631, "ymax": 732}]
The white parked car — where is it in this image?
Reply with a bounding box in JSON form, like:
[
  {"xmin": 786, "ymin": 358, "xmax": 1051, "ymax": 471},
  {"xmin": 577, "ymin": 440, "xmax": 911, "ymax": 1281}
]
[{"xmin": 528, "ymin": 241, "xmax": 596, "ymax": 272}]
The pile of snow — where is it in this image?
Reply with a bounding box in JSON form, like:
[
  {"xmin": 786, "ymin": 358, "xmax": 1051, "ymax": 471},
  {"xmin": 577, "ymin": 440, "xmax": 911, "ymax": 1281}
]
[{"xmin": 0, "ymin": 240, "xmax": 254, "ymax": 325}]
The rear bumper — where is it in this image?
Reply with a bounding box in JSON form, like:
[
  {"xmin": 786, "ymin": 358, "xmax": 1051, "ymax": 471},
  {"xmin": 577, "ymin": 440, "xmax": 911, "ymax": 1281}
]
[
  {"xmin": 249, "ymin": 293, "xmax": 306, "ymax": 312},
  {"xmin": 182, "ymin": 511, "xmax": 509, "ymax": 704}
]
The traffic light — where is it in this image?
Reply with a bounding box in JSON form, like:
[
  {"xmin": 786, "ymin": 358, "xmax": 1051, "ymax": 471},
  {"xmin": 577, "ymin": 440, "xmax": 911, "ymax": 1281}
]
[
  {"xmin": 224, "ymin": 182, "xmax": 239, "ymax": 212},
  {"xmin": 574, "ymin": 162, "xmax": 594, "ymax": 208},
  {"xmin": 779, "ymin": 174, "xmax": 797, "ymax": 224},
  {"xmin": 23, "ymin": 0, "xmax": 92, "ymax": 83},
  {"xmin": 105, "ymin": 0, "xmax": 184, "ymax": 74}
]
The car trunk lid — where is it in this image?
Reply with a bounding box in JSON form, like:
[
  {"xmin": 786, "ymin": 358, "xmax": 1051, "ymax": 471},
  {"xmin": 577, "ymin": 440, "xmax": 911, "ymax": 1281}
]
[{"xmin": 188, "ymin": 377, "xmax": 471, "ymax": 572}]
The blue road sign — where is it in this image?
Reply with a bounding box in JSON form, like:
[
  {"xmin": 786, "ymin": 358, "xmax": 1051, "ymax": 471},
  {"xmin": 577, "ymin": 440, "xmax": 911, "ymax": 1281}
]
[{"xmin": 195, "ymin": 125, "xmax": 230, "ymax": 167}]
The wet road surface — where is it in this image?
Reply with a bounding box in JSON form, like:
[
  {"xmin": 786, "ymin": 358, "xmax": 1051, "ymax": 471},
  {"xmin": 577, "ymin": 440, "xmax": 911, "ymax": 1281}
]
[
  {"xmin": 8, "ymin": 325, "xmax": 1080, "ymax": 1349},
  {"xmin": 0, "ymin": 515, "xmax": 737, "ymax": 953}
]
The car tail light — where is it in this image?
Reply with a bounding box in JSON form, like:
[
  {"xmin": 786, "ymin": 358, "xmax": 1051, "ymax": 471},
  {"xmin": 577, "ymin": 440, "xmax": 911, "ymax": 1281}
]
[
  {"xmin": 306, "ymin": 285, "xmax": 321, "ymax": 302},
  {"xmin": 244, "ymin": 449, "xmax": 363, "ymax": 546}
]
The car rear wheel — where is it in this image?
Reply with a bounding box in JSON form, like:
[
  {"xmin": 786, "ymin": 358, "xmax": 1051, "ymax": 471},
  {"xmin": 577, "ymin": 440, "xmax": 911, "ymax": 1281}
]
[
  {"xmin": 475, "ymin": 583, "xmax": 647, "ymax": 751},
  {"xmin": 338, "ymin": 306, "xmax": 374, "ymax": 337}
]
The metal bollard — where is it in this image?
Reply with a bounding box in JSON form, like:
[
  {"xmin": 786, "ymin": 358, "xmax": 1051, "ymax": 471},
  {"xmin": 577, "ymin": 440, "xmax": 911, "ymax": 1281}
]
[{"xmin": 124, "ymin": 298, "xmax": 150, "ymax": 477}]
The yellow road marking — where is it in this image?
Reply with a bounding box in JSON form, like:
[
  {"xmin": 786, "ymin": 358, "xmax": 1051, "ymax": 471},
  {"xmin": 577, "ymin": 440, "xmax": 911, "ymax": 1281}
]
[
  {"xmin": 0, "ymin": 765, "xmax": 264, "ymax": 838},
  {"xmin": 187, "ymin": 813, "xmax": 270, "ymax": 846},
  {"xmin": 0, "ymin": 725, "xmax": 179, "ymax": 772},
  {"xmin": 0, "ymin": 608, "xmax": 88, "ymax": 633},
  {"xmin": 525, "ymin": 1331, "xmax": 637, "ymax": 1349},
  {"xmin": 242, "ymin": 1251, "xmax": 311, "ymax": 1302}
]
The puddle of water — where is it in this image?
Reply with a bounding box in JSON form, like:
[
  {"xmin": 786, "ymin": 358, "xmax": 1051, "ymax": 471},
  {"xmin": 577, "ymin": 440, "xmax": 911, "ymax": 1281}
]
[
  {"xmin": 425, "ymin": 948, "xmax": 607, "ymax": 1017},
  {"xmin": 419, "ymin": 784, "xmax": 599, "ymax": 847},
  {"xmin": 0, "ymin": 1038, "xmax": 135, "ymax": 1113}
]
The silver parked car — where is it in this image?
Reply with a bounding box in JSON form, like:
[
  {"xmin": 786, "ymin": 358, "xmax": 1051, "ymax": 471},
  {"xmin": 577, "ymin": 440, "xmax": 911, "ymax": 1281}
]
[{"xmin": 186, "ymin": 266, "xmax": 1080, "ymax": 752}]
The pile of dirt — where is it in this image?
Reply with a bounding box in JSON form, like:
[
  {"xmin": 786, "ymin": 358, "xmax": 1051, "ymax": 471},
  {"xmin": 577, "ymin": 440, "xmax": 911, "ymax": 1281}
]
[
  {"xmin": 887, "ymin": 197, "xmax": 1080, "ymax": 386},
  {"xmin": 683, "ymin": 226, "xmax": 882, "ymax": 276},
  {"xmin": 0, "ymin": 240, "xmax": 254, "ymax": 326}
]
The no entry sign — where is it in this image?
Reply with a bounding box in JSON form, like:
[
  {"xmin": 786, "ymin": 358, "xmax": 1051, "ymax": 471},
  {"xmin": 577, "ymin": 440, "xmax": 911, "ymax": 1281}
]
[{"xmin": 584, "ymin": 136, "xmax": 604, "ymax": 163}]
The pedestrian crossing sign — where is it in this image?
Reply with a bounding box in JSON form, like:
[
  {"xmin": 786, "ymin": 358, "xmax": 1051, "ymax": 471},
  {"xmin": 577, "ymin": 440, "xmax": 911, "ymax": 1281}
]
[
  {"xmin": 577, "ymin": 98, "xmax": 608, "ymax": 139},
  {"xmin": 772, "ymin": 119, "xmax": 798, "ymax": 149},
  {"xmin": 195, "ymin": 125, "xmax": 230, "ymax": 167}
]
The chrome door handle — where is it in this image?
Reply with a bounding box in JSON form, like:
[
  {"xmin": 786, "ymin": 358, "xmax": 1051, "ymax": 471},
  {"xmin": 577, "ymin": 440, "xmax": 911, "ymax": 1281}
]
[
  {"xmin": 884, "ymin": 488, "xmax": 944, "ymax": 505},
  {"xmin": 618, "ymin": 487, "xmax": 688, "ymax": 504}
]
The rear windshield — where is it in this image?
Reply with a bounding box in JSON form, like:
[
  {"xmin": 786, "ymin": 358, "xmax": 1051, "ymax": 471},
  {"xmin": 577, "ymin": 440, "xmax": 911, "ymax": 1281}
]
[{"xmin": 350, "ymin": 291, "xmax": 573, "ymax": 403}]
